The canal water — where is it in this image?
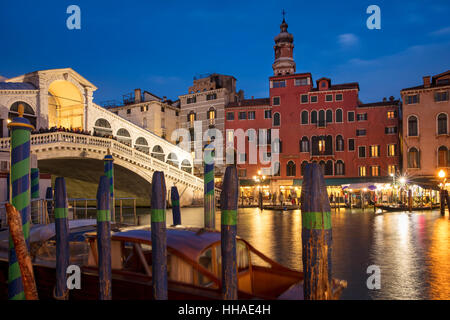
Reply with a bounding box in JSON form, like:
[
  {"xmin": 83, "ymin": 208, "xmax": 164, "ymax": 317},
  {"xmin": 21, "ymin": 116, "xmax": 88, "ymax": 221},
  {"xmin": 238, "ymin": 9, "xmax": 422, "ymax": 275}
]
[{"xmin": 133, "ymin": 207, "xmax": 450, "ymax": 300}]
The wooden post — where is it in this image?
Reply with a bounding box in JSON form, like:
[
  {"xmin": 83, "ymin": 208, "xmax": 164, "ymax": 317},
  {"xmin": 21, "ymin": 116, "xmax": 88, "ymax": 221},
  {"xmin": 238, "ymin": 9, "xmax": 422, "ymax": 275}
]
[
  {"xmin": 150, "ymin": 171, "xmax": 168, "ymax": 300},
  {"xmin": 5, "ymin": 204, "xmax": 38, "ymax": 300},
  {"xmin": 440, "ymin": 189, "xmax": 445, "ymax": 216},
  {"xmin": 133, "ymin": 199, "xmax": 137, "ymax": 225},
  {"xmin": 7, "ymin": 104, "xmax": 33, "ymax": 300},
  {"xmin": 204, "ymin": 145, "xmax": 215, "ymax": 228},
  {"xmin": 45, "ymin": 187, "xmax": 52, "ymax": 224},
  {"xmin": 301, "ymin": 163, "xmax": 332, "ymax": 300},
  {"xmin": 54, "ymin": 177, "xmax": 69, "ymax": 300},
  {"xmin": 171, "ymin": 186, "xmax": 181, "ymax": 226},
  {"xmin": 220, "ymin": 166, "xmax": 239, "ymax": 300},
  {"xmin": 408, "ymin": 189, "xmax": 413, "ymax": 212},
  {"xmin": 96, "ymin": 176, "xmax": 112, "ymax": 300}
]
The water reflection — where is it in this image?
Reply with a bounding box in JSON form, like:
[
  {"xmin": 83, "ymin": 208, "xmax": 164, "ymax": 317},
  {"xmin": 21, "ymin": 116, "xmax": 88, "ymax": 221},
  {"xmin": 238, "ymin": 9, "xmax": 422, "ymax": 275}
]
[{"xmin": 134, "ymin": 207, "xmax": 450, "ymax": 299}]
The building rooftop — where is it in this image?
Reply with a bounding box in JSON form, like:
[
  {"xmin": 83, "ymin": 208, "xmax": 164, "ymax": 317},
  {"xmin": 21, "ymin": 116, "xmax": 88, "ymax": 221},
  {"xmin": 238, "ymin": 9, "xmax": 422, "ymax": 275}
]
[
  {"xmin": 0, "ymin": 82, "xmax": 37, "ymax": 90},
  {"xmin": 226, "ymin": 98, "xmax": 270, "ymax": 108}
]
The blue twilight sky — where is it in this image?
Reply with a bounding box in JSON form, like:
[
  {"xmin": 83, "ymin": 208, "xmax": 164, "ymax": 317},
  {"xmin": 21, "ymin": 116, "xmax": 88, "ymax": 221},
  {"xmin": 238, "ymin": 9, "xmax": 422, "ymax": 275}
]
[{"xmin": 0, "ymin": 0, "xmax": 449, "ymax": 104}]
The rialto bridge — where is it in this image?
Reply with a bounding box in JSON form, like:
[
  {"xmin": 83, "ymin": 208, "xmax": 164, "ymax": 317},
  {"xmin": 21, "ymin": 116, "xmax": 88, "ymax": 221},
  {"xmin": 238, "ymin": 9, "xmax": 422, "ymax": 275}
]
[{"xmin": 0, "ymin": 68, "xmax": 203, "ymax": 206}]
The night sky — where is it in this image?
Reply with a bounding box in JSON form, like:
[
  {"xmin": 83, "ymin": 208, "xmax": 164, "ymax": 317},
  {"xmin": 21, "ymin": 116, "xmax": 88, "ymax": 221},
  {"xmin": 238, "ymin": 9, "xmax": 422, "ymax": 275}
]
[{"xmin": 1, "ymin": 0, "xmax": 449, "ymax": 104}]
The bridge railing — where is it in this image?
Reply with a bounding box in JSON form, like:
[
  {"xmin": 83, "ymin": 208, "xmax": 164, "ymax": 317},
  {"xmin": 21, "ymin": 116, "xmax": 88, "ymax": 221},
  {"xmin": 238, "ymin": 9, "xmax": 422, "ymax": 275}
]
[{"xmin": 0, "ymin": 132, "xmax": 204, "ymax": 190}]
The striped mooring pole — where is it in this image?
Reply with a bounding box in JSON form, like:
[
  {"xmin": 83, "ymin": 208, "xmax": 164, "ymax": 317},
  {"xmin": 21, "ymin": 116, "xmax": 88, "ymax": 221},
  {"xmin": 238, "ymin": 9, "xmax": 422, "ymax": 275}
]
[
  {"xmin": 7, "ymin": 104, "xmax": 34, "ymax": 300},
  {"xmin": 301, "ymin": 163, "xmax": 332, "ymax": 300},
  {"xmin": 96, "ymin": 176, "xmax": 112, "ymax": 300},
  {"xmin": 54, "ymin": 177, "xmax": 69, "ymax": 299},
  {"xmin": 171, "ymin": 186, "xmax": 181, "ymax": 226},
  {"xmin": 204, "ymin": 144, "xmax": 215, "ymax": 229},
  {"xmin": 103, "ymin": 153, "xmax": 115, "ymax": 222},
  {"xmin": 220, "ymin": 165, "xmax": 239, "ymax": 300},
  {"xmin": 151, "ymin": 171, "xmax": 168, "ymax": 300},
  {"xmin": 30, "ymin": 168, "xmax": 39, "ymax": 199}
]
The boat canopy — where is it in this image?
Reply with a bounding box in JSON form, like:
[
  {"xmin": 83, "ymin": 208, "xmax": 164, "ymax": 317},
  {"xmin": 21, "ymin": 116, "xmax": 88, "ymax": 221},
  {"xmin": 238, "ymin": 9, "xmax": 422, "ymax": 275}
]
[{"xmin": 112, "ymin": 228, "xmax": 227, "ymax": 261}]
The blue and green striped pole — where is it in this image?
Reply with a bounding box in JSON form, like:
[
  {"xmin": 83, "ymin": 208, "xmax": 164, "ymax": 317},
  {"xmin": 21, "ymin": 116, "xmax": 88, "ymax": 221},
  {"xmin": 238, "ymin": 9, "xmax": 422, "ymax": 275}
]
[
  {"xmin": 30, "ymin": 168, "xmax": 39, "ymax": 199},
  {"xmin": 220, "ymin": 165, "xmax": 238, "ymax": 300},
  {"xmin": 204, "ymin": 144, "xmax": 215, "ymax": 228},
  {"xmin": 7, "ymin": 104, "xmax": 34, "ymax": 300},
  {"xmin": 170, "ymin": 186, "xmax": 181, "ymax": 226},
  {"xmin": 103, "ymin": 154, "xmax": 115, "ymax": 222},
  {"xmin": 151, "ymin": 171, "xmax": 168, "ymax": 300},
  {"xmin": 54, "ymin": 177, "xmax": 69, "ymax": 299},
  {"xmin": 301, "ymin": 163, "xmax": 332, "ymax": 300},
  {"xmin": 96, "ymin": 175, "xmax": 112, "ymax": 300}
]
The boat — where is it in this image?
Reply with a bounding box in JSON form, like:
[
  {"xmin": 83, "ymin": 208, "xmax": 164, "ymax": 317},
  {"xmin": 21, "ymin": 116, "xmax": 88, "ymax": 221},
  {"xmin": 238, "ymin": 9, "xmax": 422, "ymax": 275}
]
[
  {"xmin": 375, "ymin": 204, "xmax": 440, "ymax": 212},
  {"xmin": 0, "ymin": 222, "xmax": 346, "ymax": 300}
]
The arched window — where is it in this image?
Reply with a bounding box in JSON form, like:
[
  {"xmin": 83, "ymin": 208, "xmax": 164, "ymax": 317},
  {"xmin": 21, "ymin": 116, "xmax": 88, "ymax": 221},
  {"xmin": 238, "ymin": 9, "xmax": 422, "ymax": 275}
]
[
  {"xmin": 408, "ymin": 116, "xmax": 418, "ymax": 137},
  {"xmin": 438, "ymin": 146, "xmax": 449, "ymax": 167},
  {"xmin": 135, "ymin": 137, "xmax": 149, "ymax": 154},
  {"xmin": 273, "ymin": 112, "xmax": 280, "ymax": 126},
  {"xmin": 300, "ymin": 136, "xmax": 309, "ymax": 152},
  {"xmin": 301, "ymin": 110, "xmax": 309, "ymax": 124},
  {"xmin": 286, "ymin": 161, "xmax": 296, "ymax": 176},
  {"xmin": 325, "ymin": 160, "xmax": 333, "ymax": 176},
  {"xmin": 336, "ymin": 109, "xmax": 343, "ymax": 123},
  {"xmin": 336, "ymin": 135, "xmax": 344, "ymax": 152},
  {"xmin": 408, "ymin": 147, "xmax": 420, "ymax": 168},
  {"xmin": 151, "ymin": 145, "xmax": 165, "ymax": 162},
  {"xmin": 272, "ymin": 161, "xmax": 280, "ymax": 176},
  {"xmin": 311, "ymin": 110, "xmax": 317, "ymax": 124},
  {"xmin": 181, "ymin": 159, "xmax": 192, "ymax": 173},
  {"xmin": 166, "ymin": 153, "xmax": 179, "ymax": 167},
  {"xmin": 437, "ymin": 113, "xmax": 448, "ymax": 135},
  {"xmin": 301, "ymin": 161, "xmax": 308, "ymax": 176},
  {"xmin": 9, "ymin": 101, "xmax": 36, "ymax": 128},
  {"xmin": 326, "ymin": 109, "xmax": 333, "ymax": 123},
  {"xmin": 93, "ymin": 118, "xmax": 112, "ymax": 137},
  {"xmin": 335, "ymin": 160, "xmax": 345, "ymax": 175},
  {"xmin": 319, "ymin": 160, "xmax": 326, "ymax": 175},
  {"xmin": 318, "ymin": 110, "xmax": 325, "ymax": 127},
  {"xmin": 116, "ymin": 128, "xmax": 131, "ymax": 146}
]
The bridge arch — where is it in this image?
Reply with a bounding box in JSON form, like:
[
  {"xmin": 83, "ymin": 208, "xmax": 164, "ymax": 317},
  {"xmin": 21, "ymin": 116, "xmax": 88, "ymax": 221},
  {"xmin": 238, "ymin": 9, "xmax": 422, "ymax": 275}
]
[
  {"xmin": 151, "ymin": 145, "xmax": 165, "ymax": 162},
  {"xmin": 9, "ymin": 101, "xmax": 37, "ymax": 128},
  {"xmin": 116, "ymin": 128, "xmax": 132, "ymax": 146},
  {"xmin": 166, "ymin": 152, "xmax": 179, "ymax": 168},
  {"xmin": 93, "ymin": 118, "xmax": 112, "ymax": 136},
  {"xmin": 48, "ymin": 80, "xmax": 84, "ymax": 129},
  {"xmin": 135, "ymin": 137, "xmax": 149, "ymax": 154}
]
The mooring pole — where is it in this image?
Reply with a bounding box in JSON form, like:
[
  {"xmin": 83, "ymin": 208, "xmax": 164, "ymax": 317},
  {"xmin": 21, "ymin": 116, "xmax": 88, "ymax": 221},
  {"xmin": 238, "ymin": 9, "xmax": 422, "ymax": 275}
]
[
  {"xmin": 301, "ymin": 163, "xmax": 332, "ymax": 300},
  {"xmin": 440, "ymin": 189, "xmax": 445, "ymax": 216},
  {"xmin": 7, "ymin": 104, "xmax": 33, "ymax": 300},
  {"xmin": 171, "ymin": 186, "xmax": 181, "ymax": 226},
  {"xmin": 204, "ymin": 145, "xmax": 215, "ymax": 228},
  {"xmin": 54, "ymin": 177, "xmax": 69, "ymax": 300},
  {"xmin": 96, "ymin": 176, "xmax": 112, "ymax": 300},
  {"xmin": 220, "ymin": 166, "xmax": 239, "ymax": 300},
  {"xmin": 103, "ymin": 153, "xmax": 115, "ymax": 223},
  {"xmin": 45, "ymin": 187, "xmax": 52, "ymax": 223},
  {"xmin": 151, "ymin": 171, "xmax": 168, "ymax": 300}
]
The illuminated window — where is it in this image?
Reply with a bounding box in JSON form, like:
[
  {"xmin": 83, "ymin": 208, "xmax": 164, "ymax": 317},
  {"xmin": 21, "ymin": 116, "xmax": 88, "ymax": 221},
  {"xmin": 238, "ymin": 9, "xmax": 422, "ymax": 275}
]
[
  {"xmin": 388, "ymin": 144, "xmax": 397, "ymax": 156},
  {"xmin": 371, "ymin": 166, "xmax": 380, "ymax": 176},
  {"xmin": 370, "ymin": 145, "xmax": 380, "ymax": 157},
  {"xmin": 359, "ymin": 166, "xmax": 366, "ymax": 177},
  {"xmin": 388, "ymin": 165, "xmax": 396, "ymax": 176}
]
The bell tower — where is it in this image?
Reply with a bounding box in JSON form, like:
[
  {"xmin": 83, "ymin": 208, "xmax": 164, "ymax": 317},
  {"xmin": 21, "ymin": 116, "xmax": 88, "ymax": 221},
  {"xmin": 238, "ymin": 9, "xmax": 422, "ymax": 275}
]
[{"xmin": 272, "ymin": 11, "xmax": 296, "ymax": 76}]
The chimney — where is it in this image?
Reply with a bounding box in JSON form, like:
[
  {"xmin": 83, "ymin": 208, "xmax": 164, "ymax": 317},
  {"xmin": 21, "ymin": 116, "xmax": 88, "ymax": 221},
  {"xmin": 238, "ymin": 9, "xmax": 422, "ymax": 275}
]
[
  {"xmin": 134, "ymin": 89, "xmax": 141, "ymax": 103},
  {"xmin": 383, "ymin": 97, "xmax": 387, "ymax": 102},
  {"xmin": 389, "ymin": 96, "xmax": 394, "ymax": 101},
  {"xmin": 423, "ymin": 76, "xmax": 431, "ymax": 88}
]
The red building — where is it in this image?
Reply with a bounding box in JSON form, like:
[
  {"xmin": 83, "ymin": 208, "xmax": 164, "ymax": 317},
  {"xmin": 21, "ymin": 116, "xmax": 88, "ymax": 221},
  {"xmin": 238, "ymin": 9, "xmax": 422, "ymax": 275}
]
[{"xmin": 225, "ymin": 18, "xmax": 401, "ymax": 198}]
